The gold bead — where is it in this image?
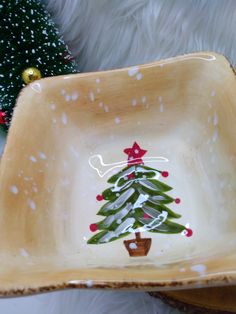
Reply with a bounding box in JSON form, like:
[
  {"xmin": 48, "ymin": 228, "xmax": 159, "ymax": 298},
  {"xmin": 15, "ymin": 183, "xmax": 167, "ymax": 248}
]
[{"xmin": 21, "ymin": 67, "xmax": 42, "ymax": 84}]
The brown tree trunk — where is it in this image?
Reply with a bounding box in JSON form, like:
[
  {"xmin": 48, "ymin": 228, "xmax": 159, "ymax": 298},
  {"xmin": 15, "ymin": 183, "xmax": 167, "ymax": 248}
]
[{"xmin": 135, "ymin": 232, "xmax": 141, "ymax": 241}]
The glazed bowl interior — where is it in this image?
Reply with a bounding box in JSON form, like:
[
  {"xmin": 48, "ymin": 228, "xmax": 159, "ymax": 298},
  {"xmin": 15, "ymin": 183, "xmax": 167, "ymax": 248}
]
[{"xmin": 0, "ymin": 52, "xmax": 235, "ymax": 295}]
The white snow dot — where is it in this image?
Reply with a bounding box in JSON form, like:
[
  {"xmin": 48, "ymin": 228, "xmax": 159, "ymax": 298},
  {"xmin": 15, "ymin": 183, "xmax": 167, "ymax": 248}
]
[
  {"xmin": 20, "ymin": 248, "xmax": 29, "ymax": 258},
  {"xmin": 213, "ymin": 112, "xmax": 218, "ymax": 126},
  {"xmin": 10, "ymin": 185, "xmax": 18, "ymax": 194},
  {"xmin": 134, "ymin": 149, "xmax": 139, "ymax": 154},
  {"xmin": 136, "ymin": 73, "xmax": 142, "ymax": 80},
  {"xmin": 38, "ymin": 152, "xmax": 47, "ymax": 160},
  {"xmin": 212, "ymin": 129, "xmax": 218, "ymax": 142},
  {"xmin": 129, "ymin": 243, "xmax": 137, "ymax": 249},
  {"xmin": 115, "ymin": 117, "xmax": 121, "ymax": 124},
  {"xmin": 117, "ymin": 219, "xmax": 122, "ymax": 224},
  {"xmin": 96, "ymin": 78, "xmax": 101, "ymax": 84},
  {"xmin": 179, "ymin": 267, "xmax": 186, "ymax": 272},
  {"xmin": 71, "ymin": 92, "xmax": 79, "ymax": 101},
  {"xmin": 30, "ymin": 155, "xmax": 37, "ymax": 163},
  {"xmin": 65, "ymin": 94, "xmax": 71, "ymax": 102},
  {"xmin": 61, "ymin": 112, "xmax": 68, "ymax": 125},
  {"xmin": 128, "ymin": 66, "xmax": 139, "ymax": 76},
  {"xmin": 31, "ymin": 82, "xmax": 41, "ymax": 93},
  {"xmin": 191, "ymin": 264, "xmax": 206, "ymax": 276},
  {"xmin": 211, "ymin": 90, "xmax": 216, "ymax": 97},
  {"xmin": 32, "ymin": 186, "xmax": 38, "ymax": 193},
  {"xmin": 181, "ymin": 230, "xmax": 187, "ymax": 236},
  {"xmin": 141, "ymin": 96, "xmax": 146, "ymax": 103},
  {"xmin": 50, "ymin": 103, "xmax": 56, "ymax": 110},
  {"xmin": 89, "ymin": 91, "xmax": 95, "ymax": 102},
  {"xmin": 160, "ymin": 103, "xmax": 164, "ymax": 113},
  {"xmin": 86, "ymin": 280, "xmax": 93, "ymax": 288},
  {"xmin": 104, "ymin": 105, "xmax": 109, "ymax": 112},
  {"xmin": 28, "ymin": 199, "xmax": 36, "ymax": 210},
  {"xmin": 131, "ymin": 99, "xmax": 137, "ymax": 106}
]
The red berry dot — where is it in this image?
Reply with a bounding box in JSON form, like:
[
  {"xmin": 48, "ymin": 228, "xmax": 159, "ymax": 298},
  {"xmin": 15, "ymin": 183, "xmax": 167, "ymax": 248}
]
[
  {"xmin": 143, "ymin": 213, "xmax": 150, "ymax": 219},
  {"xmin": 175, "ymin": 198, "xmax": 181, "ymax": 204},
  {"xmin": 0, "ymin": 111, "xmax": 5, "ymax": 124},
  {"xmin": 90, "ymin": 223, "xmax": 98, "ymax": 232},
  {"xmin": 185, "ymin": 228, "xmax": 193, "ymax": 237},
  {"xmin": 127, "ymin": 173, "xmax": 135, "ymax": 180},
  {"xmin": 96, "ymin": 194, "xmax": 104, "ymax": 201},
  {"xmin": 162, "ymin": 171, "xmax": 169, "ymax": 178}
]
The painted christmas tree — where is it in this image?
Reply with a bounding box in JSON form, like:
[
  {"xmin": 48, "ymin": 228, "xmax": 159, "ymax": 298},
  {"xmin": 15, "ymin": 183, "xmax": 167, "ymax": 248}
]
[
  {"xmin": 88, "ymin": 142, "xmax": 192, "ymax": 257},
  {"xmin": 0, "ymin": 0, "xmax": 77, "ymax": 131}
]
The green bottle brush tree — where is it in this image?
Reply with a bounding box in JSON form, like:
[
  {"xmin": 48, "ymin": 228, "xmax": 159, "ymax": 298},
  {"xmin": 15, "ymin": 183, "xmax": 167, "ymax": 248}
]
[{"xmin": 0, "ymin": 0, "xmax": 77, "ymax": 132}]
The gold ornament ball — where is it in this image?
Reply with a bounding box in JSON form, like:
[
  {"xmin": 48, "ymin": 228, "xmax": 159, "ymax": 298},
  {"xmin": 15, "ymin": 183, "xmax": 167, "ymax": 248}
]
[{"xmin": 22, "ymin": 67, "xmax": 42, "ymax": 84}]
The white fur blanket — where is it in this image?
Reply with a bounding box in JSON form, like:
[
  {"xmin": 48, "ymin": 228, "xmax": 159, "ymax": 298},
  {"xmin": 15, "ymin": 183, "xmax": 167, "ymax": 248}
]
[
  {"xmin": 47, "ymin": 0, "xmax": 236, "ymax": 71},
  {"xmin": 0, "ymin": 1, "xmax": 235, "ymax": 313}
]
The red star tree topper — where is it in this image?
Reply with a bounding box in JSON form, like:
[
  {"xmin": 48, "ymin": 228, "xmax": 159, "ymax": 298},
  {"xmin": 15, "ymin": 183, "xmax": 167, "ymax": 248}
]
[
  {"xmin": 123, "ymin": 141, "xmax": 147, "ymax": 165},
  {"xmin": 88, "ymin": 142, "xmax": 192, "ymax": 257}
]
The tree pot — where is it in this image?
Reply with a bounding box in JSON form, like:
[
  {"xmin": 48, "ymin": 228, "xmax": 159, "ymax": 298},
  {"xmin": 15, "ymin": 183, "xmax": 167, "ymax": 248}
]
[{"xmin": 124, "ymin": 232, "xmax": 152, "ymax": 257}]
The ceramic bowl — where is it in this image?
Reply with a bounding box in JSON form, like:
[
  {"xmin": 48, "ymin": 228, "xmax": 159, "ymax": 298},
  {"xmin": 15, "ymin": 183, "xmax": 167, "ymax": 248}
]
[{"xmin": 0, "ymin": 52, "xmax": 235, "ymax": 296}]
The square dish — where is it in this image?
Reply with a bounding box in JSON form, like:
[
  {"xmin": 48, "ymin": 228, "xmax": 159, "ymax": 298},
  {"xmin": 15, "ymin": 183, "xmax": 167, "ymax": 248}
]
[{"xmin": 0, "ymin": 52, "xmax": 235, "ymax": 296}]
